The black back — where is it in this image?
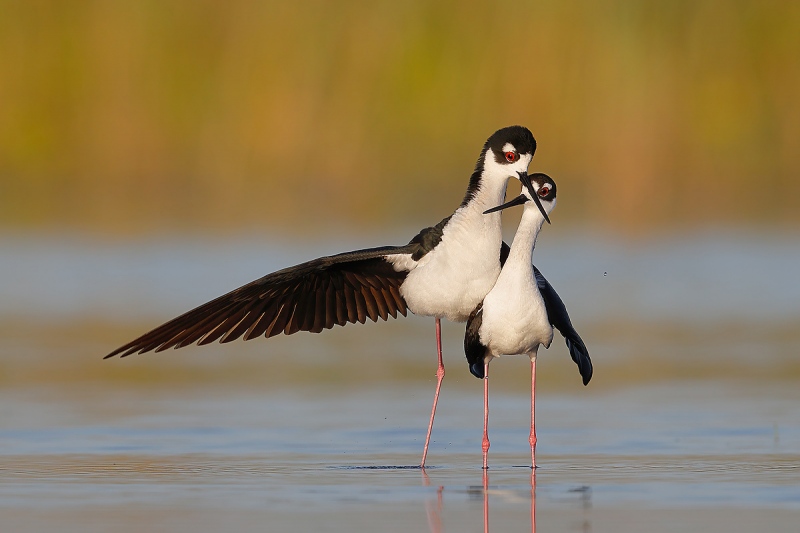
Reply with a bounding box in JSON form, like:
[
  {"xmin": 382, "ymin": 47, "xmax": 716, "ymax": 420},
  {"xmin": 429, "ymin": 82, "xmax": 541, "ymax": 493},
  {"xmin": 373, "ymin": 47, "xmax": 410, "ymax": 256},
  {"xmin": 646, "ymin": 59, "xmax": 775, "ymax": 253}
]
[{"xmin": 408, "ymin": 216, "xmax": 451, "ymax": 261}]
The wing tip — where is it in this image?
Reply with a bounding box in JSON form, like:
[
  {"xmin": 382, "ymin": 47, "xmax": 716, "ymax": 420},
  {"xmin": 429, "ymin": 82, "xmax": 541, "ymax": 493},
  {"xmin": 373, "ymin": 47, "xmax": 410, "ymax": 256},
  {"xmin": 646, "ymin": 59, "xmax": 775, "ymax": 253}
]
[
  {"xmin": 566, "ymin": 336, "xmax": 593, "ymax": 386},
  {"xmin": 581, "ymin": 361, "xmax": 593, "ymax": 385},
  {"xmin": 469, "ymin": 362, "xmax": 485, "ymax": 379},
  {"xmin": 104, "ymin": 343, "xmax": 160, "ymax": 359},
  {"xmin": 104, "ymin": 346, "xmax": 135, "ymax": 359}
]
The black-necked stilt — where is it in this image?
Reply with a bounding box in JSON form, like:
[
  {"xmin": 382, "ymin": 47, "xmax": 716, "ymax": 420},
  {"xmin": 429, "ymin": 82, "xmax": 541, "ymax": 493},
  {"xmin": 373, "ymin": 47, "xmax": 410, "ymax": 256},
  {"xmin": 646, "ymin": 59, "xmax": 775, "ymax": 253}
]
[
  {"xmin": 105, "ymin": 126, "xmax": 570, "ymax": 467},
  {"xmin": 464, "ymin": 173, "xmax": 593, "ymax": 469}
]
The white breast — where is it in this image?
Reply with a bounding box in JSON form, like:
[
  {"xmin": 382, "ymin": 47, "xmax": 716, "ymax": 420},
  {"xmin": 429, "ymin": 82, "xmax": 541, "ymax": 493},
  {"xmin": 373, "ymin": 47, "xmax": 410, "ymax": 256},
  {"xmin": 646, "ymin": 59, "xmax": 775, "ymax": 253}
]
[
  {"xmin": 478, "ymin": 264, "xmax": 553, "ymax": 357},
  {"xmin": 395, "ymin": 207, "xmax": 502, "ymax": 322}
]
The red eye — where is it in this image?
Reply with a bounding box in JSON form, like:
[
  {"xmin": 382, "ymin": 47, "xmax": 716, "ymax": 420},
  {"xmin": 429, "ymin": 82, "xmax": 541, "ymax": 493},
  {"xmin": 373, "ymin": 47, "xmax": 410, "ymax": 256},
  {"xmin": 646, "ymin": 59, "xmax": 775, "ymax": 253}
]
[
  {"xmin": 504, "ymin": 151, "xmax": 516, "ymax": 163},
  {"xmin": 538, "ymin": 186, "xmax": 550, "ymax": 197}
]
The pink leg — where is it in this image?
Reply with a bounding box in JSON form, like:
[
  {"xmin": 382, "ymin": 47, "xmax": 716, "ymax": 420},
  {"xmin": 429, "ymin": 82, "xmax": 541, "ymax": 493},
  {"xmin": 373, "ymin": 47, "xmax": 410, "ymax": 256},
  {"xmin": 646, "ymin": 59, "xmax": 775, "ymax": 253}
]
[
  {"xmin": 482, "ymin": 360, "xmax": 490, "ymax": 470},
  {"xmin": 421, "ymin": 317, "xmax": 445, "ymax": 468},
  {"xmin": 529, "ymin": 357, "xmax": 537, "ymax": 469}
]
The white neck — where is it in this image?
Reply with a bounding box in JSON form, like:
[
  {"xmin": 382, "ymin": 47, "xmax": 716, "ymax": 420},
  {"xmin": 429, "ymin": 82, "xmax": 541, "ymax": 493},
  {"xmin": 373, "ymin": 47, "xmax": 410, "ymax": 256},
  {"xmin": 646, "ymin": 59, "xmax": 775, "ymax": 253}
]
[
  {"xmin": 505, "ymin": 205, "xmax": 546, "ymax": 269},
  {"xmin": 455, "ymin": 165, "xmax": 513, "ymax": 228}
]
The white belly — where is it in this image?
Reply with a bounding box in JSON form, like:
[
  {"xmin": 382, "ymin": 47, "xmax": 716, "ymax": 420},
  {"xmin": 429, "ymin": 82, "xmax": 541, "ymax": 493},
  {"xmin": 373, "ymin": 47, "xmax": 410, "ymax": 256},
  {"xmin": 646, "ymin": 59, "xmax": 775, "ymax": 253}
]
[
  {"xmin": 478, "ymin": 275, "xmax": 553, "ymax": 357},
  {"xmin": 401, "ymin": 250, "xmax": 500, "ymax": 321}
]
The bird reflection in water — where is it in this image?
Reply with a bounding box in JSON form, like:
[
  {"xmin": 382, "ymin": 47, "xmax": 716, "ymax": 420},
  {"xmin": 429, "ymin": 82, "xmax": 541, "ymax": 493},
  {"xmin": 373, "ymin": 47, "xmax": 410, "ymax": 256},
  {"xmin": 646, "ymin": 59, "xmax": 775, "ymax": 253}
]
[
  {"xmin": 422, "ymin": 469, "xmax": 537, "ymax": 533},
  {"xmin": 421, "ymin": 469, "xmax": 444, "ymax": 533},
  {"xmin": 530, "ymin": 470, "xmax": 537, "ymax": 533}
]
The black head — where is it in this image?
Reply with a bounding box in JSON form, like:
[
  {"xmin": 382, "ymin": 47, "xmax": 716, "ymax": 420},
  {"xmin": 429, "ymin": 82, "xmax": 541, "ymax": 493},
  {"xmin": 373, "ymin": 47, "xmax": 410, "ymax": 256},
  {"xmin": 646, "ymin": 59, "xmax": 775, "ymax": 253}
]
[
  {"xmin": 484, "ymin": 172, "xmax": 557, "ymax": 224},
  {"xmin": 462, "ymin": 126, "xmax": 537, "ymax": 207},
  {"xmin": 483, "ymin": 126, "xmax": 537, "ymax": 167},
  {"xmin": 529, "ymin": 172, "xmax": 556, "ymax": 203}
]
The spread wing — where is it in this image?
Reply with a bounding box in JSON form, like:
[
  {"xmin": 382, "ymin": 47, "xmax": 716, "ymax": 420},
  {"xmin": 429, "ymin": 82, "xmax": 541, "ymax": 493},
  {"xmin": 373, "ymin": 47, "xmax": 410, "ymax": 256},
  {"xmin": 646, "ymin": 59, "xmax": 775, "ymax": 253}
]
[{"xmin": 105, "ymin": 244, "xmax": 418, "ymax": 358}]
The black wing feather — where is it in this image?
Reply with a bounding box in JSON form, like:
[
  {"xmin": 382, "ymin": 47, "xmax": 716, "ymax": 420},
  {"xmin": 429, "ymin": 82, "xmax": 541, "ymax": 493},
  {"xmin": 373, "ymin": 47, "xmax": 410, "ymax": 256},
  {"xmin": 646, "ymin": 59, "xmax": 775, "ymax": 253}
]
[
  {"xmin": 267, "ymin": 297, "xmax": 293, "ymax": 338},
  {"xmin": 533, "ymin": 266, "xmax": 593, "ymax": 385},
  {"xmin": 503, "ymin": 240, "xmax": 592, "ymax": 385},
  {"xmin": 464, "ymin": 303, "xmax": 486, "ymax": 378},
  {"xmin": 244, "ymin": 297, "xmax": 281, "ymax": 340},
  {"xmin": 105, "ymin": 244, "xmax": 417, "ymax": 358}
]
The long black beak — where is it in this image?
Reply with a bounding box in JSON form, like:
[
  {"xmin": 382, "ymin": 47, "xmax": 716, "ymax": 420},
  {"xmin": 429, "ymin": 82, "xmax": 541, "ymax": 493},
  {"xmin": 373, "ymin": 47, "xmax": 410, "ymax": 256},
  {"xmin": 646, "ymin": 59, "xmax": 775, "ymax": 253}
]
[
  {"xmin": 519, "ymin": 171, "xmax": 551, "ymax": 224},
  {"xmin": 483, "ymin": 172, "xmax": 551, "ymax": 223},
  {"xmin": 484, "ymin": 193, "xmax": 528, "ymax": 214}
]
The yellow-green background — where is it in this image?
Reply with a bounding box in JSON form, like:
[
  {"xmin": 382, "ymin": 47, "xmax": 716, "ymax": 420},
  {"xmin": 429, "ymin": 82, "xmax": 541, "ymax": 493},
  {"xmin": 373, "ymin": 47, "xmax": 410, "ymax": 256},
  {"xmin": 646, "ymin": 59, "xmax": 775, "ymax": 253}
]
[
  {"xmin": 2, "ymin": 9, "xmax": 799, "ymax": 529},
  {"xmin": 2, "ymin": 0, "xmax": 798, "ymax": 235}
]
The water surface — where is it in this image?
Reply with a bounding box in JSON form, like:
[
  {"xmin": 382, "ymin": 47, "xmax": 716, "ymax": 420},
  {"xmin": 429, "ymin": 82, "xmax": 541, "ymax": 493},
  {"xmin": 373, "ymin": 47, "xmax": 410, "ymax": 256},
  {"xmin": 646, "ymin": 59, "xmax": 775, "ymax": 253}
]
[{"xmin": 1, "ymin": 231, "xmax": 798, "ymax": 531}]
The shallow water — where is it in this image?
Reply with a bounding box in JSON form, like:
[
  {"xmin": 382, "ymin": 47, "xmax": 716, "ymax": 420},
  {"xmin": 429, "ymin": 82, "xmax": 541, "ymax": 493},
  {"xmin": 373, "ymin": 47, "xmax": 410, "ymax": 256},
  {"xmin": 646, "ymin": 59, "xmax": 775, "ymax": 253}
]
[
  {"xmin": 1, "ymin": 383, "xmax": 798, "ymax": 532},
  {"xmin": 1, "ymin": 231, "xmax": 799, "ymax": 531}
]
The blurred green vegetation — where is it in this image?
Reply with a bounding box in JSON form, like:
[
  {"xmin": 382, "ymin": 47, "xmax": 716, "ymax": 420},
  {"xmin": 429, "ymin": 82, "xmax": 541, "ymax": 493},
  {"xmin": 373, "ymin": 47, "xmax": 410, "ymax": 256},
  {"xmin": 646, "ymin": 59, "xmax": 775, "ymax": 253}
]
[
  {"xmin": 1, "ymin": 0, "xmax": 798, "ymax": 234},
  {"xmin": 3, "ymin": 316, "xmax": 799, "ymax": 391}
]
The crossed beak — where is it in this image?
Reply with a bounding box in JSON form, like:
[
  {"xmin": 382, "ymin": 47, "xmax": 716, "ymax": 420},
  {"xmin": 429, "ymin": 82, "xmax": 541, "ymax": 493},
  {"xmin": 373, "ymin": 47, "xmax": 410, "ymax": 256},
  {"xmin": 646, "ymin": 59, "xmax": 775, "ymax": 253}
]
[{"xmin": 483, "ymin": 171, "xmax": 551, "ymax": 224}]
